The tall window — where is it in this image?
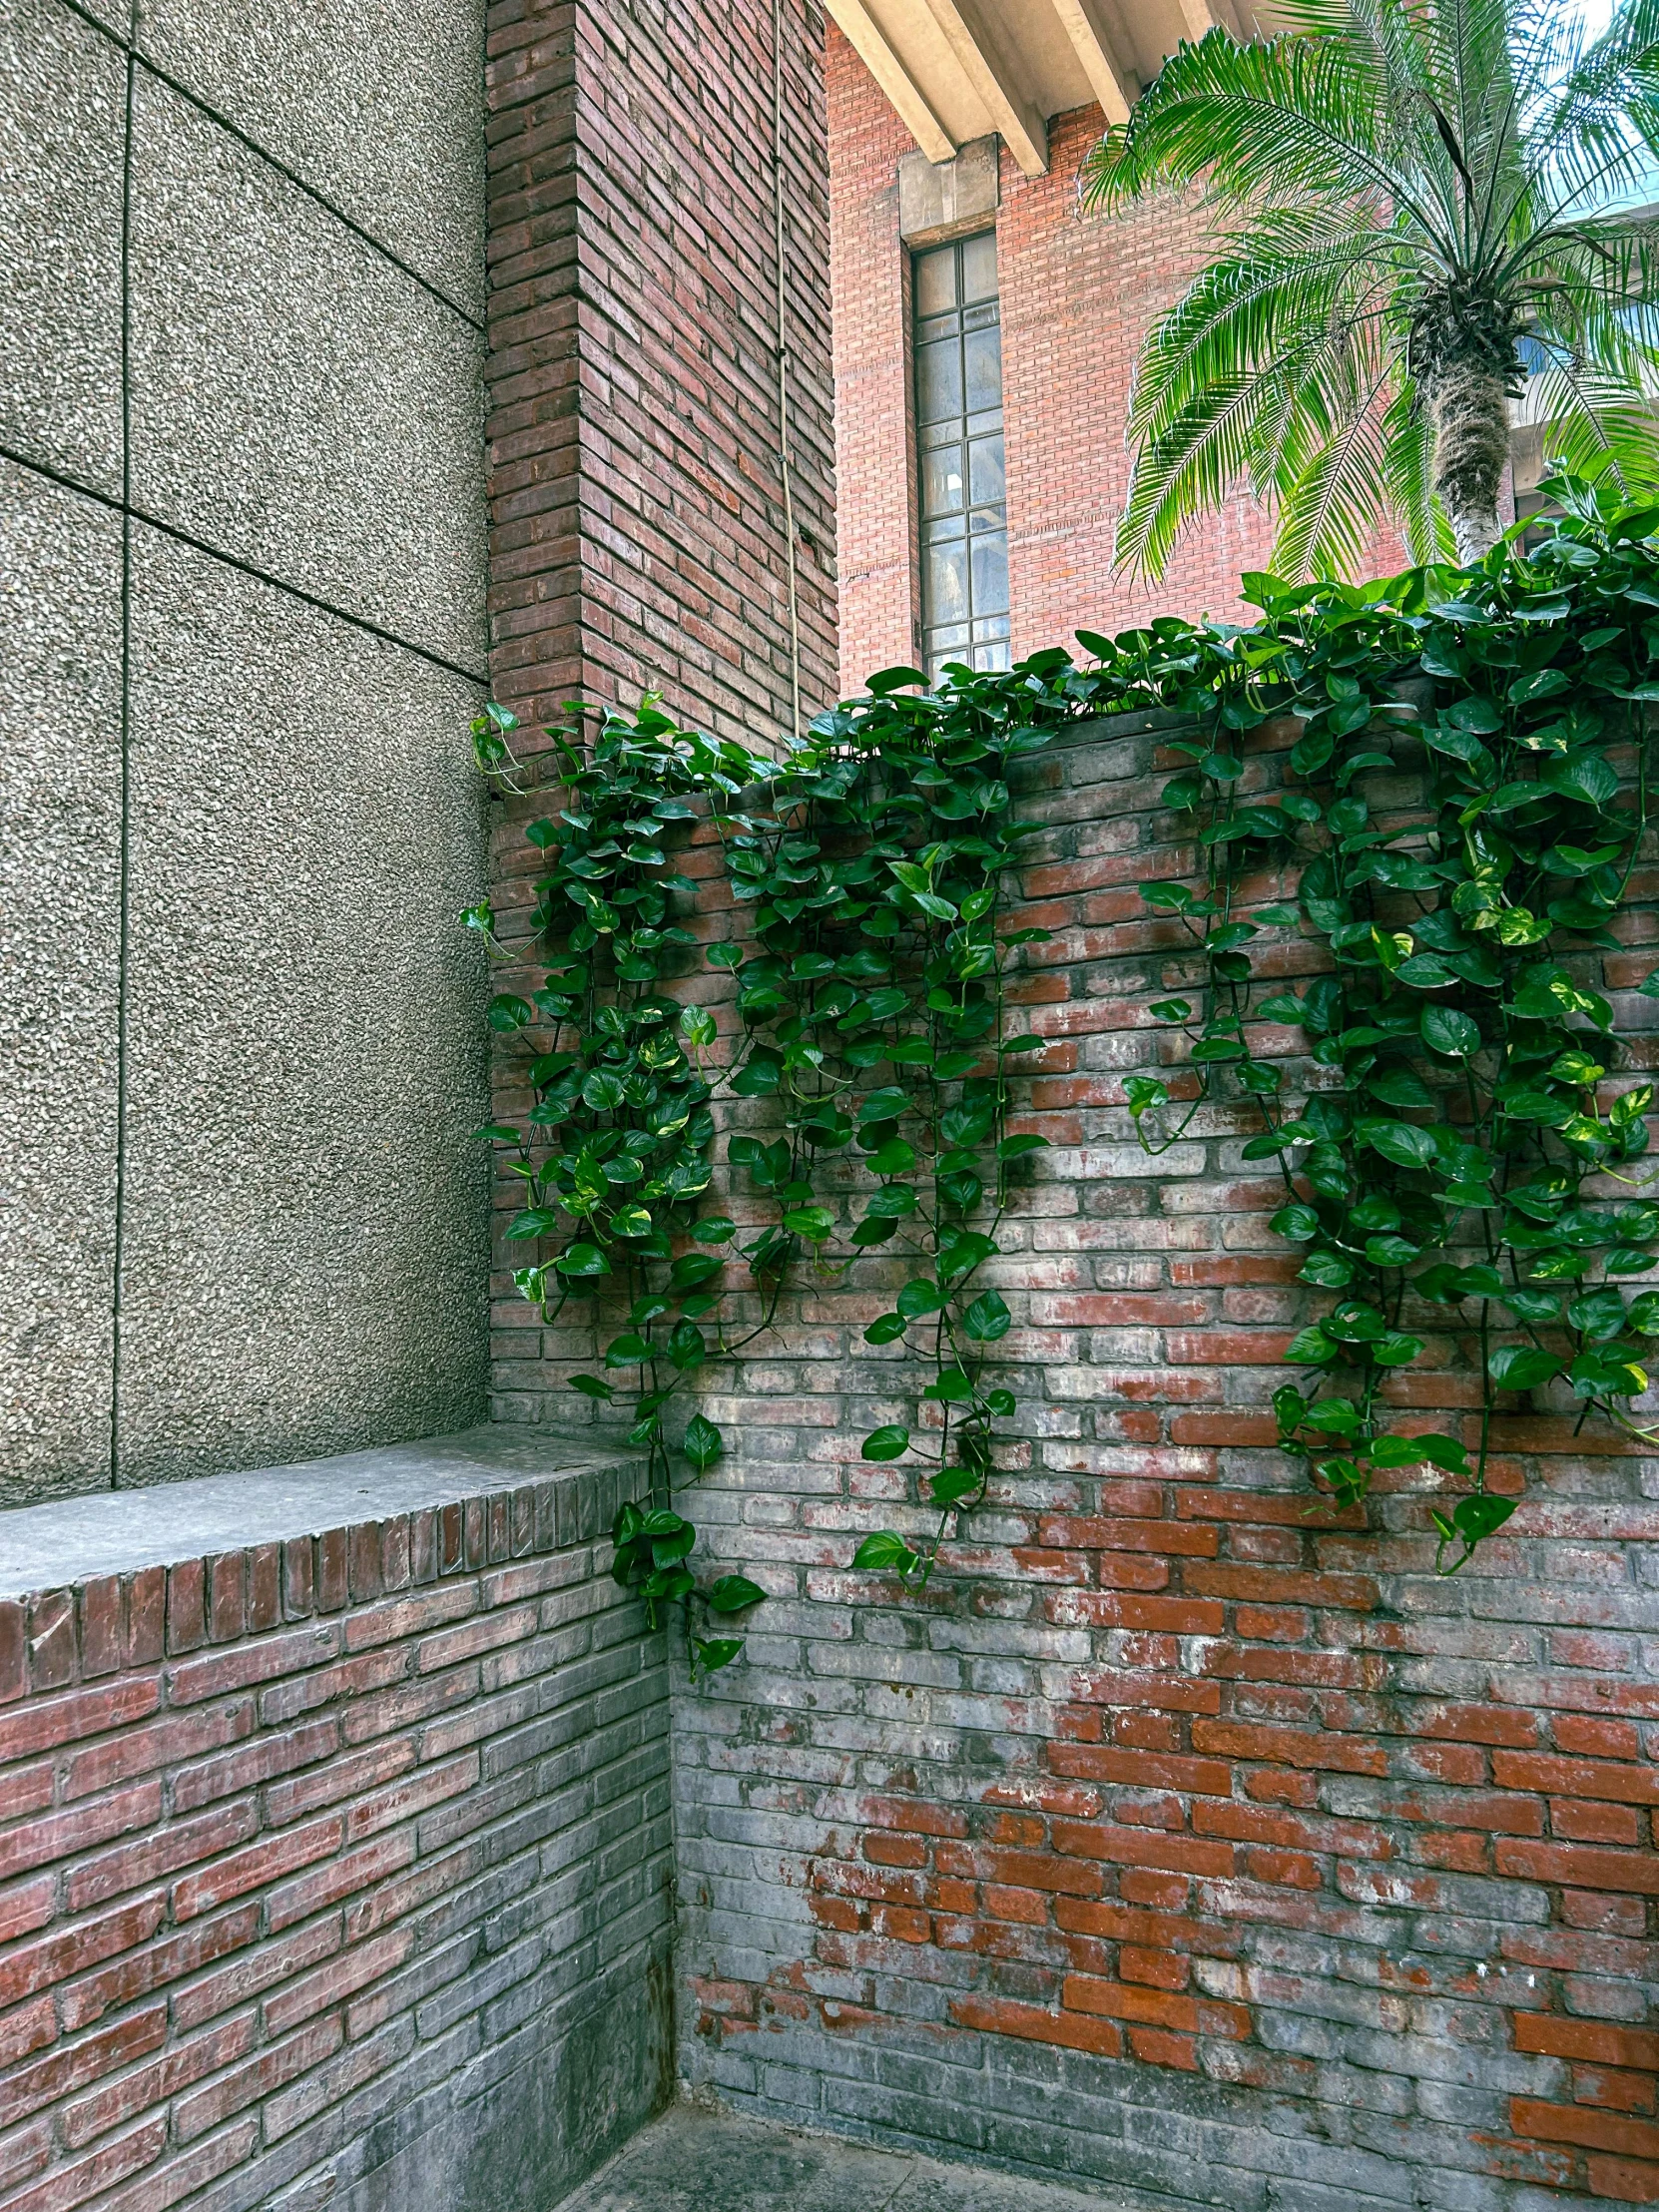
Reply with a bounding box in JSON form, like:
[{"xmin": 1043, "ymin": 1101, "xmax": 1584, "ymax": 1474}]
[{"xmin": 913, "ymin": 233, "xmax": 1009, "ymax": 683}]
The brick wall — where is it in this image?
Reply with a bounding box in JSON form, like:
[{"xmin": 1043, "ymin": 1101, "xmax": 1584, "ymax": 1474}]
[
  {"xmin": 827, "ymin": 33, "xmax": 1405, "ymax": 696},
  {"xmin": 484, "ymin": 0, "xmax": 838, "ymax": 750},
  {"xmin": 496, "ymin": 711, "xmax": 1659, "ymax": 2207},
  {"xmin": 0, "ymin": 1452, "xmax": 671, "ymax": 2212}
]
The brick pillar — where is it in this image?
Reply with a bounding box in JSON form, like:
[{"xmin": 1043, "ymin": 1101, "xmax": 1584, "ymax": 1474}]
[{"xmin": 483, "ymin": 0, "xmax": 837, "ymax": 750}]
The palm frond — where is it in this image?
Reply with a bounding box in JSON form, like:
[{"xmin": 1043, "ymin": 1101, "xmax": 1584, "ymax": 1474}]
[
  {"xmin": 1271, "ymin": 359, "xmax": 1395, "ymax": 577},
  {"xmin": 1092, "ymin": 0, "xmax": 1659, "ymax": 580},
  {"xmin": 1080, "ymin": 28, "xmax": 1450, "ymax": 245},
  {"xmin": 1382, "ymin": 386, "xmax": 1458, "ymax": 559}
]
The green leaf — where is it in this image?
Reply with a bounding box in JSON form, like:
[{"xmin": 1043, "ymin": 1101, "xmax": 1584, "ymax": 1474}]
[
  {"xmin": 1372, "ymin": 1332, "xmax": 1424, "ymax": 1367},
  {"xmin": 706, "ymin": 1574, "xmax": 766, "ymax": 1614},
  {"xmin": 963, "ymin": 1290, "xmax": 1012, "ymax": 1341},
  {"xmin": 1393, "ymin": 953, "xmax": 1457, "ymax": 988},
  {"xmin": 857, "ymin": 1087, "xmax": 910, "ymax": 1124},
  {"xmin": 1271, "ymin": 1203, "xmax": 1321, "ymax": 1242},
  {"xmin": 851, "ymin": 1530, "xmax": 919, "ymax": 1571},
  {"xmin": 694, "ymin": 1216, "xmax": 737, "ymax": 1244},
  {"xmin": 1284, "ymin": 1326, "xmax": 1338, "ymax": 1366},
  {"xmin": 860, "ymin": 1425, "xmax": 911, "ymax": 1461},
  {"xmin": 864, "ymin": 1313, "xmax": 907, "ymax": 1345},
  {"xmin": 1420, "ymin": 1006, "xmax": 1479, "ymax": 1058},
  {"xmin": 997, "ymin": 1134, "xmax": 1049, "ymax": 1161},
  {"xmin": 1542, "ymin": 752, "xmax": 1619, "ymax": 808},
  {"xmin": 692, "ymin": 1637, "xmax": 745, "ymax": 1676},
  {"xmin": 683, "ymin": 1414, "xmax": 725, "ymax": 1471},
  {"xmin": 930, "ymin": 1467, "xmax": 982, "ymax": 1508},
  {"xmin": 1452, "ymin": 1494, "xmax": 1516, "ymax": 1542},
  {"xmin": 897, "ymin": 1279, "xmax": 944, "ymax": 1319},
  {"xmin": 1362, "ymin": 1120, "xmax": 1437, "ymax": 1169},
  {"xmin": 1488, "ymin": 1345, "xmax": 1561, "ymax": 1389},
  {"xmin": 568, "ymin": 1374, "xmax": 614, "ymax": 1401},
  {"xmin": 604, "ymin": 1333, "xmax": 652, "ymax": 1367},
  {"xmin": 557, "ymin": 1243, "xmax": 611, "ymax": 1277}
]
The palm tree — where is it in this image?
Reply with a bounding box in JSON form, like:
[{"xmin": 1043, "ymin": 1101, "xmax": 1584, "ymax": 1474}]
[{"xmin": 1081, "ymin": 0, "xmax": 1659, "ymax": 578}]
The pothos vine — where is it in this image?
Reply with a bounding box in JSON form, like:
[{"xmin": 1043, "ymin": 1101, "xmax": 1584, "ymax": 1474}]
[{"xmin": 469, "ymin": 478, "xmax": 1659, "ymax": 1679}]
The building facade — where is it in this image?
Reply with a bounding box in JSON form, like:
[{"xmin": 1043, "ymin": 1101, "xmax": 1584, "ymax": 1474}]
[{"xmin": 827, "ymin": 23, "xmax": 1410, "ymax": 696}]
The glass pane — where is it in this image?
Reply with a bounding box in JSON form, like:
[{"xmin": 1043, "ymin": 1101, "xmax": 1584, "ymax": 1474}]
[
  {"xmin": 961, "ymin": 232, "xmax": 997, "ymax": 303},
  {"xmin": 963, "ymin": 325, "xmax": 1002, "ymax": 414},
  {"xmin": 914, "ymin": 247, "xmax": 957, "ymax": 316},
  {"xmin": 970, "ymin": 530, "xmax": 1008, "ymax": 617},
  {"xmin": 968, "ymin": 434, "xmax": 1004, "ymax": 506},
  {"xmin": 921, "ymin": 446, "xmax": 965, "ymax": 517},
  {"xmin": 915, "ymin": 338, "xmax": 962, "ymax": 424},
  {"xmin": 914, "ymin": 232, "xmax": 1006, "ymax": 677},
  {"xmin": 926, "ymin": 539, "xmax": 970, "ymax": 626}
]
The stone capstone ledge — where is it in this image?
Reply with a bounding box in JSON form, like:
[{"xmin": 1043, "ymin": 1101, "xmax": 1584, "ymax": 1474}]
[{"xmin": 0, "ymin": 1423, "xmax": 646, "ymax": 1700}]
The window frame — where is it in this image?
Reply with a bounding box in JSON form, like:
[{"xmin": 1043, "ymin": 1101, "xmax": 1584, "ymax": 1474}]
[{"xmin": 909, "ymin": 230, "xmax": 1010, "ymax": 684}]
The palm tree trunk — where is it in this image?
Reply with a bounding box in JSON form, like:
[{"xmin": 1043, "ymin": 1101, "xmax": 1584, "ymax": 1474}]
[{"xmin": 1428, "ymin": 360, "xmax": 1511, "ymax": 565}]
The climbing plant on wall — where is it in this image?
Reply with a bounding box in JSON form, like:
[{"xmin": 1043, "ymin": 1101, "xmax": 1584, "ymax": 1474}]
[
  {"xmin": 471, "ymin": 476, "xmax": 1659, "ymax": 1679},
  {"xmin": 1118, "ymin": 476, "xmax": 1659, "ymax": 1572}
]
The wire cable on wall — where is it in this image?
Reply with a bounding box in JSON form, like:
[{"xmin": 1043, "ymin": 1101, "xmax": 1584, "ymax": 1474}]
[{"xmin": 772, "ymin": 0, "xmax": 805, "ymax": 747}]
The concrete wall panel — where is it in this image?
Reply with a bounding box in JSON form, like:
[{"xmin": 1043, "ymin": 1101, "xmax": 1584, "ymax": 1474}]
[
  {"xmin": 0, "ymin": 0, "xmax": 125, "ymax": 492},
  {"xmin": 117, "ymin": 528, "xmax": 490, "ymax": 1486},
  {"xmin": 128, "ymin": 73, "xmax": 487, "ymax": 669},
  {"xmin": 0, "ymin": 461, "xmax": 123, "ymax": 1502},
  {"xmin": 140, "ymin": 0, "xmax": 485, "ymax": 311}
]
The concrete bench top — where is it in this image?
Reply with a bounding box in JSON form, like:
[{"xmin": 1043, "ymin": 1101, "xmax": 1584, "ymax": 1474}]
[{"xmin": 0, "ymin": 1424, "xmax": 642, "ymax": 1600}]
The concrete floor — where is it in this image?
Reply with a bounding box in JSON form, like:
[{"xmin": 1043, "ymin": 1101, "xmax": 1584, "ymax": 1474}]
[{"xmin": 556, "ymin": 2104, "xmax": 1122, "ymax": 2212}]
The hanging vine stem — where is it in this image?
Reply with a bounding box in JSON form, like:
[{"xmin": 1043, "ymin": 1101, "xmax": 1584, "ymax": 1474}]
[{"xmin": 471, "ymin": 479, "xmax": 1659, "ymax": 1682}]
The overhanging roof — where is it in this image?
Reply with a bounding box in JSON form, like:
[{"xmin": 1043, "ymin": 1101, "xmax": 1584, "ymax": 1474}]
[{"xmin": 828, "ymin": 0, "xmax": 1253, "ymax": 174}]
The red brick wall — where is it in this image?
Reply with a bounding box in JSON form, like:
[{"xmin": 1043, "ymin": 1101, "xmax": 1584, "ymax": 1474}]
[
  {"xmin": 485, "ymin": 0, "xmax": 838, "ymax": 750},
  {"xmin": 828, "ymin": 34, "xmax": 1405, "ymax": 696},
  {"xmin": 495, "ymin": 711, "xmax": 1659, "ymax": 2205},
  {"xmin": 0, "ymin": 1458, "xmax": 671, "ymax": 2212}
]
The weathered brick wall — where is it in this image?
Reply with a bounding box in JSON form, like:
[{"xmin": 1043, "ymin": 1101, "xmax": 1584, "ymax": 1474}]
[
  {"xmin": 0, "ymin": 1454, "xmax": 670, "ymax": 2212},
  {"xmin": 484, "ymin": 0, "xmax": 837, "ymax": 749},
  {"xmin": 828, "ymin": 35, "xmax": 1407, "ymax": 694},
  {"xmin": 499, "ymin": 712, "xmax": 1659, "ymax": 2207}
]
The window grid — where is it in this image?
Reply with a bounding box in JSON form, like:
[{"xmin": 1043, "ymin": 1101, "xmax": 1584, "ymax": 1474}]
[{"xmin": 912, "ymin": 233, "xmax": 1009, "ymax": 684}]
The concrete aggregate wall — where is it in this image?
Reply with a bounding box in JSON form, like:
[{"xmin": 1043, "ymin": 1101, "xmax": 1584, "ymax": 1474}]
[
  {"xmin": 0, "ymin": 0, "xmax": 493, "ymax": 1502},
  {"xmin": 496, "ymin": 716, "xmax": 1659, "ymax": 2208},
  {"xmin": 0, "ymin": 1441, "xmax": 670, "ymax": 2212}
]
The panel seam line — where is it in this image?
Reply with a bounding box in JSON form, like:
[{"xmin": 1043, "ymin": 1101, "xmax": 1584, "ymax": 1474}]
[
  {"xmin": 0, "ymin": 442, "xmax": 490, "ymax": 686},
  {"xmin": 50, "ymin": 0, "xmax": 485, "ymax": 330}
]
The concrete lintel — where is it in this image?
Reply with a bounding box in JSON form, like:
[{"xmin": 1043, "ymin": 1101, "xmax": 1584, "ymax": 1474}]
[{"xmin": 897, "ymin": 134, "xmax": 1000, "ymax": 244}]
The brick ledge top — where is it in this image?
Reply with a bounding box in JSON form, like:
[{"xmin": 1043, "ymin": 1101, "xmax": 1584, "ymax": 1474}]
[{"xmin": 0, "ymin": 1424, "xmax": 643, "ymax": 1600}]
